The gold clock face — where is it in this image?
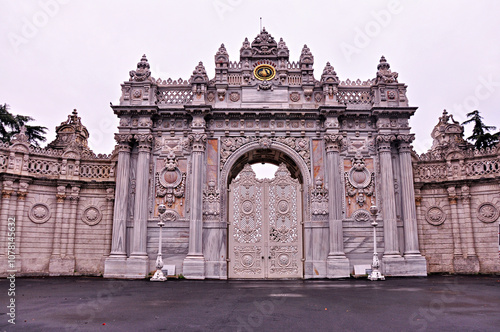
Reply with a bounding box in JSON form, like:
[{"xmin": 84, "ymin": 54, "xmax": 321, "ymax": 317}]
[{"xmin": 254, "ymin": 64, "xmax": 276, "ymax": 81}]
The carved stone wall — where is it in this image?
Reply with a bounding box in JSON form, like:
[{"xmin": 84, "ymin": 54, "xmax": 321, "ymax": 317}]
[
  {"xmin": 414, "ymin": 110, "xmax": 500, "ymax": 274},
  {"xmin": 0, "ymin": 111, "xmax": 116, "ymax": 277}
]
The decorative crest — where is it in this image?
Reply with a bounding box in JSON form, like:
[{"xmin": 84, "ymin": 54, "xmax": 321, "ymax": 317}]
[
  {"xmin": 10, "ymin": 125, "xmax": 29, "ymax": 144},
  {"xmin": 129, "ymin": 54, "xmax": 151, "ymax": 82},
  {"xmin": 47, "ymin": 109, "xmax": 90, "ymax": 152}
]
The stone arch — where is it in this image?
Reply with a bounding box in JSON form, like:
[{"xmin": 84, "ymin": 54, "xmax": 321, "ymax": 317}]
[{"xmin": 220, "ymin": 140, "xmax": 312, "ymax": 225}]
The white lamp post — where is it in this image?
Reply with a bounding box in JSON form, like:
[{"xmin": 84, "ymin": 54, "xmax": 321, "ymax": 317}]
[
  {"xmin": 151, "ymin": 204, "xmax": 167, "ymax": 282},
  {"xmin": 368, "ymin": 205, "xmax": 385, "ymax": 281}
]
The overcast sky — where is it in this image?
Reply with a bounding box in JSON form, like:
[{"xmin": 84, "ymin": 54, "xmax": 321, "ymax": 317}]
[{"xmin": 1, "ymin": 0, "xmax": 499, "ymax": 155}]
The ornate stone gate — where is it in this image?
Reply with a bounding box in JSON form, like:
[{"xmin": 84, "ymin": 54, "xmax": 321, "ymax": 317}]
[
  {"xmin": 228, "ymin": 164, "xmax": 303, "ymax": 279},
  {"xmin": 104, "ymin": 28, "xmax": 428, "ymax": 279}
]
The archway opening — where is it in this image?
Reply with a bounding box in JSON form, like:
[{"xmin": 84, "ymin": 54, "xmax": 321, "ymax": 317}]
[{"xmin": 250, "ymin": 163, "xmax": 278, "ymax": 180}]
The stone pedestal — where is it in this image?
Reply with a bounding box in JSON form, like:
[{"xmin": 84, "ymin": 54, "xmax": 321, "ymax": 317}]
[
  {"xmin": 382, "ymin": 255, "xmax": 427, "ymax": 276},
  {"xmin": 183, "ymin": 255, "xmax": 205, "ymax": 279},
  {"xmin": 103, "ymin": 256, "xmax": 149, "ymax": 279},
  {"xmin": 453, "ymin": 255, "xmax": 480, "ymax": 274},
  {"xmin": 49, "ymin": 257, "xmax": 75, "ymax": 276},
  {"xmin": 327, "ymin": 256, "xmax": 351, "ymax": 278}
]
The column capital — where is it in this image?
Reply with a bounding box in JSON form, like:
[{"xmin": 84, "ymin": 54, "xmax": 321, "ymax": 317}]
[
  {"xmin": 324, "ymin": 134, "xmax": 344, "ymax": 153},
  {"xmin": 447, "ymin": 186, "xmax": 458, "ymax": 205},
  {"xmin": 114, "ymin": 133, "xmax": 133, "ymax": 152},
  {"xmin": 69, "ymin": 186, "xmax": 80, "ymax": 202},
  {"xmin": 397, "ymin": 134, "xmax": 415, "ymax": 152},
  {"xmin": 376, "ymin": 134, "xmax": 397, "ymax": 152},
  {"xmin": 2, "ymin": 180, "xmax": 14, "ymax": 199},
  {"xmin": 17, "ymin": 181, "xmax": 29, "ymax": 200},
  {"xmin": 56, "ymin": 185, "xmax": 67, "ymax": 203},
  {"xmin": 188, "ymin": 133, "xmax": 208, "ymax": 152},
  {"xmin": 134, "ymin": 134, "xmax": 153, "ymax": 152}
]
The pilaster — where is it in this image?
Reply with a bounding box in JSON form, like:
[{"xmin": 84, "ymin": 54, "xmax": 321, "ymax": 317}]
[{"xmin": 324, "ymin": 134, "xmax": 350, "ymax": 278}]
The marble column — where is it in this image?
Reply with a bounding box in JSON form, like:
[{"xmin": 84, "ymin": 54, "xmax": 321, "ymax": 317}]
[
  {"xmin": 397, "ymin": 136, "xmax": 420, "ymax": 255},
  {"xmin": 324, "ymin": 134, "xmax": 350, "ymax": 278},
  {"xmin": 183, "ymin": 132, "xmax": 207, "ymax": 279},
  {"xmin": 376, "ymin": 134, "xmax": 400, "ymax": 257},
  {"xmin": 447, "ymin": 187, "xmax": 462, "ymax": 257},
  {"xmin": 109, "ymin": 135, "xmax": 132, "ymax": 256},
  {"xmin": 130, "ymin": 134, "xmax": 153, "ymax": 257}
]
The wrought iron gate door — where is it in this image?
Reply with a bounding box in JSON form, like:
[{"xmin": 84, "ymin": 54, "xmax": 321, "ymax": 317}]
[{"xmin": 228, "ymin": 164, "xmax": 303, "ymax": 279}]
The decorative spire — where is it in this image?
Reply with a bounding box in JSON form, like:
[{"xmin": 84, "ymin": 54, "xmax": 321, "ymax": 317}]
[
  {"xmin": 375, "ymin": 55, "xmax": 398, "ymax": 84},
  {"xmin": 277, "ymin": 37, "xmax": 289, "ymax": 58},
  {"xmin": 215, "ymin": 43, "xmax": 229, "ymax": 64},
  {"xmin": 321, "ymin": 62, "xmax": 339, "ymax": 84},
  {"xmin": 129, "ymin": 54, "xmax": 151, "ymax": 82},
  {"xmin": 299, "ymin": 44, "xmax": 314, "ymax": 65},
  {"xmin": 190, "ymin": 61, "xmax": 209, "ymax": 84}
]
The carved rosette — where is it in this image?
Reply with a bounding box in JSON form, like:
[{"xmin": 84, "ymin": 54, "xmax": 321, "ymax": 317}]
[
  {"xmin": 425, "ymin": 206, "xmax": 446, "ymax": 226},
  {"xmin": 477, "ymin": 203, "xmax": 499, "ymax": 223},
  {"xmin": 134, "ymin": 134, "xmax": 153, "ymax": 152},
  {"xmin": 82, "ymin": 206, "xmax": 103, "ymax": 226},
  {"xmin": 203, "ymin": 180, "xmax": 220, "ymax": 221},
  {"xmin": 188, "ymin": 133, "xmax": 207, "ymax": 152},
  {"xmin": 155, "ymin": 151, "xmax": 186, "ymax": 207},
  {"xmin": 324, "ymin": 134, "xmax": 344, "ymax": 153},
  {"xmin": 29, "ymin": 203, "xmax": 51, "ymax": 224}
]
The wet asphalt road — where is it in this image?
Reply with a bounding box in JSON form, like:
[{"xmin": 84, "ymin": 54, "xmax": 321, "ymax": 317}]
[{"xmin": 1, "ymin": 275, "xmax": 499, "ymax": 332}]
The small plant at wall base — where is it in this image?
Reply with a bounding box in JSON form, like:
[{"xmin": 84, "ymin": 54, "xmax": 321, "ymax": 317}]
[
  {"xmin": 462, "ymin": 110, "xmax": 499, "ymax": 149},
  {"xmin": 0, "ymin": 103, "xmax": 48, "ymax": 146}
]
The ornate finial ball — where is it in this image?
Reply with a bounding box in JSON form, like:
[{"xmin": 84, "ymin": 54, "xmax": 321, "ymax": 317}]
[
  {"xmin": 315, "ymin": 177, "xmax": 323, "ymax": 187},
  {"xmin": 370, "ymin": 205, "xmax": 378, "ymax": 216},
  {"xmin": 158, "ymin": 204, "xmax": 167, "ymax": 215},
  {"xmin": 208, "ymin": 180, "xmax": 216, "ymax": 188}
]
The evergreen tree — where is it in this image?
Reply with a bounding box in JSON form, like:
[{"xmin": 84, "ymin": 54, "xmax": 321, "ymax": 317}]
[
  {"xmin": 0, "ymin": 104, "xmax": 48, "ymax": 146},
  {"xmin": 462, "ymin": 110, "xmax": 499, "ymax": 149}
]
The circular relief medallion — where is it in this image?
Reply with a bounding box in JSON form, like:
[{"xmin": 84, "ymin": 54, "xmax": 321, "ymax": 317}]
[
  {"xmin": 348, "ymin": 168, "xmax": 372, "ymax": 189},
  {"xmin": 277, "ymin": 200, "xmax": 289, "ymax": 214},
  {"xmin": 278, "ymin": 254, "xmax": 290, "ymax": 267},
  {"xmin": 254, "ymin": 64, "xmax": 276, "ymax": 81},
  {"xmin": 159, "ymin": 168, "xmax": 183, "ymax": 188},
  {"xmin": 241, "ymin": 254, "xmax": 254, "ymax": 267},
  {"xmin": 229, "ymin": 92, "xmax": 240, "ymax": 102},
  {"xmin": 477, "ymin": 203, "xmax": 499, "ymax": 223},
  {"xmin": 290, "ymin": 92, "xmax": 300, "ymax": 102},
  {"xmin": 29, "ymin": 203, "xmax": 51, "ymax": 224},
  {"xmin": 241, "ymin": 200, "xmax": 254, "ymax": 215},
  {"xmin": 425, "ymin": 206, "xmax": 446, "ymax": 226},
  {"xmin": 82, "ymin": 206, "xmax": 102, "ymax": 226}
]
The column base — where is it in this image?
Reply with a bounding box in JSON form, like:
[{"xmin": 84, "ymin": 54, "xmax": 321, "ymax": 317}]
[
  {"xmin": 304, "ymin": 260, "xmax": 327, "ymax": 279},
  {"xmin": 326, "ymin": 256, "xmax": 350, "ymax": 278},
  {"xmin": 204, "ymin": 260, "xmax": 227, "ymax": 279},
  {"xmin": 183, "ymin": 255, "xmax": 205, "ymax": 279},
  {"xmin": 453, "ymin": 255, "xmax": 480, "ymax": 274},
  {"xmin": 382, "ymin": 254, "xmax": 427, "ymax": 276},
  {"xmin": 49, "ymin": 257, "xmax": 75, "ymax": 276},
  {"xmin": 103, "ymin": 255, "xmax": 149, "ymax": 279}
]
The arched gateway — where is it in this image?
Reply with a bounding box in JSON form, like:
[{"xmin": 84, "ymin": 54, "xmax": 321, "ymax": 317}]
[{"xmin": 104, "ymin": 28, "xmax": 427, "ymax": 279}]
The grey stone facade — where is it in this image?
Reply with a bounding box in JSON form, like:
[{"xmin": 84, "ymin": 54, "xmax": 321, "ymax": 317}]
[{"xmin": 1, "ymin": 29, "xmax": 498, "ymax": 279}]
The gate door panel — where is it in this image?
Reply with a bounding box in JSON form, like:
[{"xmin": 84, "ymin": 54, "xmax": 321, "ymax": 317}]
[{"xmin": 228, "ymin": 164, "xmax": 303, "ymax": 279}]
